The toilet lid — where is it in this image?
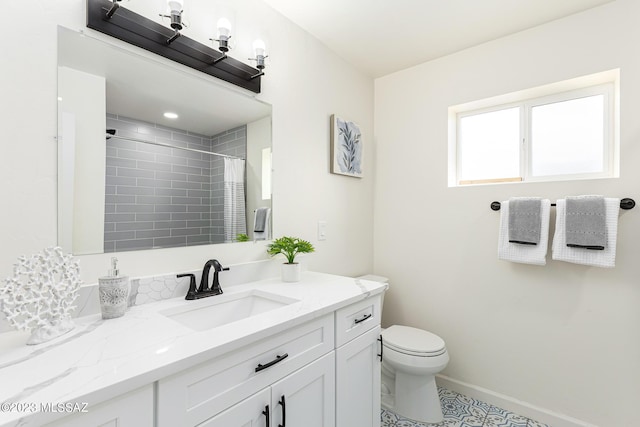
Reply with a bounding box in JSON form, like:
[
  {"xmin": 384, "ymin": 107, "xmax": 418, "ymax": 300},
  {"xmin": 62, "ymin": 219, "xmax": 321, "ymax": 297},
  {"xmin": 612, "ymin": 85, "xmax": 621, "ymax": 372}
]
[{"xmin": 382, "ymin": 325, "xmax": 445, "ymax": 355}]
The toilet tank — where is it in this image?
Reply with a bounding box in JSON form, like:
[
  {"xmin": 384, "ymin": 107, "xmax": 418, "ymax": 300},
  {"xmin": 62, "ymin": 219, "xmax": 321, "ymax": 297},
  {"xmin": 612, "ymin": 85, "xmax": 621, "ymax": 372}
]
[{"xmin": 357, "ymin": 274, "xmax": 389, "ymax": 313}]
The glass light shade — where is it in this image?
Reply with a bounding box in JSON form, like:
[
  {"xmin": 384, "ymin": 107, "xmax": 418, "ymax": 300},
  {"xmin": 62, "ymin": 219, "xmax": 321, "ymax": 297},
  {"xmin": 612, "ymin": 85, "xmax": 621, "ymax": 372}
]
[
  {"xmin": 217, "ymin": 18, "xmax": 232, "ymax": 38},
  {"xmin": 167, "ymin": 0, "xmax": 183, "ymax": 12},
  {"xmin": 253, "ymin": 39, "xmax": 266, "ymax": 56}
]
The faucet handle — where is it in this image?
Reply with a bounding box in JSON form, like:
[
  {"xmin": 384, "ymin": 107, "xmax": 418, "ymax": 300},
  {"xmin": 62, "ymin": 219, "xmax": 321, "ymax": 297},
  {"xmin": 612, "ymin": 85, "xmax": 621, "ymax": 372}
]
[
  {"xmin": 177, "ymin": 273, "xmax": 197, "ymax": 300},
  {"xmin": 210, "ymin": 263, "xmax": 229, "ymax": 296}
]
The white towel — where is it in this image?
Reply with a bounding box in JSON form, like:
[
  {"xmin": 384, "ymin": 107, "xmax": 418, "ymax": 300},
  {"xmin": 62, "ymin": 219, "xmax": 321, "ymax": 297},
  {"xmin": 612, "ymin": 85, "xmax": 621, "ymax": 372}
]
[
  {"xmin": 498, "ymin": 199, "xmax": 551, "ymax": 265},
  {"xmin": 552, "ymin": 198, "xmax": 619, "ymax": 268}
]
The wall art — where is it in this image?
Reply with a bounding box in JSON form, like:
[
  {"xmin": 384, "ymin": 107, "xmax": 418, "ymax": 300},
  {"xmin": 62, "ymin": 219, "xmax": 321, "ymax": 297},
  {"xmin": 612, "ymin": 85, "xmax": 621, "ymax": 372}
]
[{"xmin": 330, "ymin": 114, "xmax": 363, "ymax": 178}]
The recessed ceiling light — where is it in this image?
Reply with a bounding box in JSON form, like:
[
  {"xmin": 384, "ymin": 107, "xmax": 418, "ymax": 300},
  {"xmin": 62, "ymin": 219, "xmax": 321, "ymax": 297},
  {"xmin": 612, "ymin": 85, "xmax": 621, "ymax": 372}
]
[{"xmin": 164, "ymin": 112, "xmax": 178, "ymax": 119}]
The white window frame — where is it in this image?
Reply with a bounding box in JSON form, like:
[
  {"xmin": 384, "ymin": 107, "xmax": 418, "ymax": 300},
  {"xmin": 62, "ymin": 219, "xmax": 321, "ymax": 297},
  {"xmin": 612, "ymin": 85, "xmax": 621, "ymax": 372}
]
[{"xmin": 448, "ymin": 70, "xmax": 619, "ymax": 187}]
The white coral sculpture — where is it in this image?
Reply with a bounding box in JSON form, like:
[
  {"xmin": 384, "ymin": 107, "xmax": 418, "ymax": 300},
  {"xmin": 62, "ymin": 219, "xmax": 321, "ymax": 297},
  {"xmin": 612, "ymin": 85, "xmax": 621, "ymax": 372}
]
[{"xmin": 0, "ymin": 247, "xmax": 82, "ymax": 345}]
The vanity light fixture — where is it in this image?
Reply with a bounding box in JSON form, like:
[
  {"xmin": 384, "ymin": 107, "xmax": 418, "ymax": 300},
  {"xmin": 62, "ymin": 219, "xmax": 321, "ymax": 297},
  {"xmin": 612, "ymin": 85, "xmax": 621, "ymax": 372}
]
[
  {"xmin": 88, "ymin": 0, "xmax": 262, "ymax": 93},
  {"xmin": 208, "ymin": 17, "xmax": 232, "ymax": 64},
  {"xmin": 106, "ymin": 0, "xmax": 121, "ymax": 18},
  {"xmin": 249, "ymin": 39, "xmax": 267, "ymax": 79},
  {"xmin": 159, "ymin": 0, "xmax": 185, "ymax": 44},
  {"xmin": 215, "ymin": 18, "xmax": 232, "ymax": 52}
]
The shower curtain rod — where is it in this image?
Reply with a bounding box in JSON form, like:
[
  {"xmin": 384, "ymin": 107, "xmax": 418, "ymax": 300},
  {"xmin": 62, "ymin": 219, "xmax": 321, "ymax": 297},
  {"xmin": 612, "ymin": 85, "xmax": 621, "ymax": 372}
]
[{"xmin": 105, "ymin": 134, "xmax": 245, "ymax": 160}]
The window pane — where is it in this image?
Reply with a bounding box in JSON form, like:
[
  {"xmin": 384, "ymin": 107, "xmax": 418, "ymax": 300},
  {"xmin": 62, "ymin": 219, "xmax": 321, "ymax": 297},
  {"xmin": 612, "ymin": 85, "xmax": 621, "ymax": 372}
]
[
  {"xmin": 459, "ymin": 107, "xmax": 520, "ymax": 181},
  {"xmin": 531, "ymin": 95, "xmax": 604, "ymax": 176}
]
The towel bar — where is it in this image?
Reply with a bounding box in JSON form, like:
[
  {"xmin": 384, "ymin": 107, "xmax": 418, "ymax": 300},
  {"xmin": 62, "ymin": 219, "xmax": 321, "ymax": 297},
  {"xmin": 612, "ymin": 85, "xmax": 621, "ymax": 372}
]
[{"xmin": 490, "ymin": 198, "xmax": 635, "ymax": 211}]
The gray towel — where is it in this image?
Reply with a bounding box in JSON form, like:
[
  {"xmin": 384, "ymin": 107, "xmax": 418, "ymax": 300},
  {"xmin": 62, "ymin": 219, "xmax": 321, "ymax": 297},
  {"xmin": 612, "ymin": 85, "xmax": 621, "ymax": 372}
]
[
  {"xmin": 565, "ymin": 196, "xmax": 606, "ymax": 250},
  {"xmin": 508, "ymin": 198, "xmax": 542, "ymax": 245},
  {"xmin": 254, "ymin": 207, "xmax": 268, "ymax": 232}
]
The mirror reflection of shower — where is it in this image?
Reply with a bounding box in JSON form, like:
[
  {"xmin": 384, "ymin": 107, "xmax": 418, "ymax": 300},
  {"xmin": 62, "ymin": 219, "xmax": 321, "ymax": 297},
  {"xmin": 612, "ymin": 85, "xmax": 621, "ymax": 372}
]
[{"xmin": 103, "ymin": 120, "xmax": 255, "ymax": 252}]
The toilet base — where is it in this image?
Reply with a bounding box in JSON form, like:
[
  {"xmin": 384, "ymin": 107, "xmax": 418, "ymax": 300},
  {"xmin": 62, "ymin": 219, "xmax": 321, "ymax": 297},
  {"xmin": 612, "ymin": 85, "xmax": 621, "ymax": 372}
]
[{"xmin": 381, "ymin": 369, "xmax": 444, "ymax": 424}]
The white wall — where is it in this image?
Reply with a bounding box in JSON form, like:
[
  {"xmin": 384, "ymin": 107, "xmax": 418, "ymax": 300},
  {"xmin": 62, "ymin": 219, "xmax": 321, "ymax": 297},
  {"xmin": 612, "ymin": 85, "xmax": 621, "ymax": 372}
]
[
  {"xmin": 0, "ymin": 0, "xmax": 373, "ymax": 283},
  {"xmin": 374, "ymin": 1, "xmax": 640, "ymax": 425},
  {"xmin": 58, "ymin": 66, "xmax": 106, "ymax": 255}
]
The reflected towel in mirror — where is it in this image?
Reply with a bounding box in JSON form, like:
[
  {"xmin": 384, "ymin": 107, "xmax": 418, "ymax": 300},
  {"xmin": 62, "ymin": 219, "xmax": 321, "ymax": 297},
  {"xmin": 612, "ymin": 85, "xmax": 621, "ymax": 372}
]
[
  {"xmin": 253, "ymin": 208, "xmax": 271, "ymax": 241},
  {"xmin": 254, "ymin": 207, "xmax": 269, "ymax": 232}
]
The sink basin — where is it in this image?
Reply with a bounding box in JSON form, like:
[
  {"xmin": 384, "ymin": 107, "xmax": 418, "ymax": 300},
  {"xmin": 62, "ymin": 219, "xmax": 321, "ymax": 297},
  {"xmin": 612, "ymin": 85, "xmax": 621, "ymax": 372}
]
[{"xmin": 160, "ymin": 289, "xmax": 299, "ymax": 332}]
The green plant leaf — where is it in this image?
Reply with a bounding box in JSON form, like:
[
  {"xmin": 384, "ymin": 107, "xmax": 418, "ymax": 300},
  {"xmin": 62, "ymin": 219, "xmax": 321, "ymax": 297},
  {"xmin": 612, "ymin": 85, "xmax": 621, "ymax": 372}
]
[{"xmin": 267, "ymin": 236, "xmax": 315, "ymax": 264}]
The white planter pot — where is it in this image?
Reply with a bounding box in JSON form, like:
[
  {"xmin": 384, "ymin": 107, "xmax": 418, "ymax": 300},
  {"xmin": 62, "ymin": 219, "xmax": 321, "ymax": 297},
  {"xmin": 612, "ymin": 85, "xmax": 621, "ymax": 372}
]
[{"xmin": 281, "ymin": 263, "xmax": 301, "ymax": 282}]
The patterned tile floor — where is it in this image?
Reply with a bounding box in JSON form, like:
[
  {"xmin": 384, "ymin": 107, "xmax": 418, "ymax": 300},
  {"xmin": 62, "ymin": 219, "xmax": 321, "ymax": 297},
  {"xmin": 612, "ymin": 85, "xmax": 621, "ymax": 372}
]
[{"xmin": 381, "ymin": 387, "xmax": 552, "ymax": 427}]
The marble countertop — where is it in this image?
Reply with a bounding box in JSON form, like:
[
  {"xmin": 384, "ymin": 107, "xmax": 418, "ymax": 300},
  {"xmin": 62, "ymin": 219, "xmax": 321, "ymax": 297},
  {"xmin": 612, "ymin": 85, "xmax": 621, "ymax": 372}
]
[{"xmin": 0, "ymin": 271, "xmax": 386, "ymax": 427}]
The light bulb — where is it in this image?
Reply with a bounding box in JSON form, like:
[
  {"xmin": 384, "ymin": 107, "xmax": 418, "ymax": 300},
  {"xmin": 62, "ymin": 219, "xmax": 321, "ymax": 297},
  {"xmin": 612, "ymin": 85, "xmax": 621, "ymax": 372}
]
[
  {"xmin": 167, "ymin": 0, "xmax": 183, "ymax": 13},
  {"xmin": 217, "ymin": 18, "xmax": 232, "ymax": 38},
  {"xmin": 253, "ymin": 39, "xmax": 266, "ymax": 57}
]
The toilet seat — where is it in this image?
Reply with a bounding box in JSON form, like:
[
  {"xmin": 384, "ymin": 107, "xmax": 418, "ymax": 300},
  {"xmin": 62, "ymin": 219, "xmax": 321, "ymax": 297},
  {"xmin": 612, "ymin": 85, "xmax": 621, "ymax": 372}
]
[{"xmin": 382, "ymin": 325, "xmax": 446, "ymax": 357}]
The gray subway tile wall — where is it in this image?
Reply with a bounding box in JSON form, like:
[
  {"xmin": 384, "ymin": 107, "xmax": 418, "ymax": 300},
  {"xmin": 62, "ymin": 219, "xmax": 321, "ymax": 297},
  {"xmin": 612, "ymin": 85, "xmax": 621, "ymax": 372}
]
[{"xmin": 105, "ymin": 114, "xmax": 247, "ymax": 252}]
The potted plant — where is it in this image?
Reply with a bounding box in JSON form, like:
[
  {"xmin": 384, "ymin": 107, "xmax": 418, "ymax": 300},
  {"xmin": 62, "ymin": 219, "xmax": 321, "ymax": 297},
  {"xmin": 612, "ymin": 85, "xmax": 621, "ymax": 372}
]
[
  {"xmin": 236, "ymin": 233, "xmax": 250, "ymax": 242},
  {"xmin": 267, "ymin": 236, "xmax": 315, "ymax": 282}
]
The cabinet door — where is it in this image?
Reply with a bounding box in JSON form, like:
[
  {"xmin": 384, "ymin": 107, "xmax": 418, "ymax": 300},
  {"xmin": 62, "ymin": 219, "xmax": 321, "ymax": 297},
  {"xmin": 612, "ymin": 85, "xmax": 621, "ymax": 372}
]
[
  {"xmin": 336, "ymin": 326, "xmax": 381, "ymax": 427},
  {"xmin": 199, "ymin": 388, "xmax": 270, "ymax": 427},
  {"xmin": 271, "ymin": 352, "xmax": 335, "ymax": 427},
  {"xmin": 43, "ymin": 385, "xmax": 153, "ymax": 427}
]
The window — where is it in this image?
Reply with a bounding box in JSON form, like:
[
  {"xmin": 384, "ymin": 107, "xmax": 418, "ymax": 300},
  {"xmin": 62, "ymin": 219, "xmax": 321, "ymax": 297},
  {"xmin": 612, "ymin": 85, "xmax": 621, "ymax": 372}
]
[{"xmin": 449, "ymin": 71, "xmax": 618, "ymax": 186}]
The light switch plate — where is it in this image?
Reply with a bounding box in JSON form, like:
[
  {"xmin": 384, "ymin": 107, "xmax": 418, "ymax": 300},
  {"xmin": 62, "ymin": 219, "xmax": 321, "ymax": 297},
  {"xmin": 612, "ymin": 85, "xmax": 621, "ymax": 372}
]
[{"xmin": 318, "ymin": 221, "xmax": 327, "ymax": 241}]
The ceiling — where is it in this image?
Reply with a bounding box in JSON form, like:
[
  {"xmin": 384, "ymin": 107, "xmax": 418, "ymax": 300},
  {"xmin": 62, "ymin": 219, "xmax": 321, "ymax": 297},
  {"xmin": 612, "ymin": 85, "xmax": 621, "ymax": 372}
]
[
  {"xmin": 58, "ymin": 27, "xmax": 271, "ymax": 136},
  {"xmin": 262, "ymin": 0, "xmax": 615, "ymax": 78}
]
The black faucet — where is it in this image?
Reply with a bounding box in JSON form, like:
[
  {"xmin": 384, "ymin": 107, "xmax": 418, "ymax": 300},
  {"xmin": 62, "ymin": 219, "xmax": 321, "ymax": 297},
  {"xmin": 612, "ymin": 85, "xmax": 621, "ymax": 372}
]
[
  {"xmin": 199, "ymin": 259, "xmax": 229, "ymax": 295},
  {"xmin": 177, "ymin": 260, "xmax": 229, "ymax": 300}
]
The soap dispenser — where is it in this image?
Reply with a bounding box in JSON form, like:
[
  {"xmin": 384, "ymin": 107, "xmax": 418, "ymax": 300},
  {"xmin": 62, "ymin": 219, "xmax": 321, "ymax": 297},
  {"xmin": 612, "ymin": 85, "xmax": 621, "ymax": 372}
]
[{"xmin": 98, "ymin": 257, "xmax": 130, "ymax": 319}]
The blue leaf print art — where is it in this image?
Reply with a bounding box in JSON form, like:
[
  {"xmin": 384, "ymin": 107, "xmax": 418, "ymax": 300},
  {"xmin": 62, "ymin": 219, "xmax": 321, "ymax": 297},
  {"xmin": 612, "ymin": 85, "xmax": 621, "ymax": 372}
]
[{"xmin": 336, "ymin": 117, "xmax": 362, "ymax": 176}]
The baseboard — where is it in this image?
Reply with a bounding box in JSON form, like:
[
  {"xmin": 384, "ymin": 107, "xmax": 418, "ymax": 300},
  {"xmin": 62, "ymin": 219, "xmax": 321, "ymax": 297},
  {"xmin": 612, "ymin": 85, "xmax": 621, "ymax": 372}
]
[{"xmin": 436, "ymin": 375, "xmax": 597, "ymax": 427}]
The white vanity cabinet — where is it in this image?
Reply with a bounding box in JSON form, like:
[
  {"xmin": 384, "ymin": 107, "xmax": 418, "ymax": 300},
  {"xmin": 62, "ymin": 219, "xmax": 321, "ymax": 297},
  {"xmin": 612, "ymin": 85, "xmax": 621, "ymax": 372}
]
[
  {"xmin": 157, "ymin": 314, "xmax": 335, "ymax": 427},
  {"xmin": 157, "ymin": 296, "xmax": 382, "ymax": 427},
  {"xmin": 335, "ymin": 295, "xmax": 382, "ymax": 427}
]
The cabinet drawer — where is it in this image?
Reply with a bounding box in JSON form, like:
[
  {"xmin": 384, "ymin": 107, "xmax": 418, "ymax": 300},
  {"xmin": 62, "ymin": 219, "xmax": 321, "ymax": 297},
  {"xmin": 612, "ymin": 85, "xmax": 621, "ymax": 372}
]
[
  {"xmin": 335, "ymin": 295, "xmax": 381, "ymax": 347},
  {"xmin": 157, "ymin": 314, "xmax": 334, "ymax": 427}
]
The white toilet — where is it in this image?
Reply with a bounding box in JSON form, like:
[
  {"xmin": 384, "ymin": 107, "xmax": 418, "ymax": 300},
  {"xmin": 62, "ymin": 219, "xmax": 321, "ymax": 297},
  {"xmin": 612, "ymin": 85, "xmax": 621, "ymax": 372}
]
[{"xmin": 359, "ymin": 275, "xmax": 449, "ymax": 424}]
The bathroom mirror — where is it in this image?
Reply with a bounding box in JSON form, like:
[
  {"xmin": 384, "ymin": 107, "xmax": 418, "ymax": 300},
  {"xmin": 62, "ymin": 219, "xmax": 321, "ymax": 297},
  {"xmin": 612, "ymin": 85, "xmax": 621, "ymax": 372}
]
[{"xmin": 57, "ymin": 26, "xmax": 272, "ymax": 255}]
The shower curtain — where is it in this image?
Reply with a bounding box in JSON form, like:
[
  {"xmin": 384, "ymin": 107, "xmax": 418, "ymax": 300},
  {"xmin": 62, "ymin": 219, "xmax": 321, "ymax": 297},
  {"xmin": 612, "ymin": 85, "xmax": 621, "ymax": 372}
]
[{"xmin": 223, "ymin": 157, "xmax": 247, "ymax": 242}]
